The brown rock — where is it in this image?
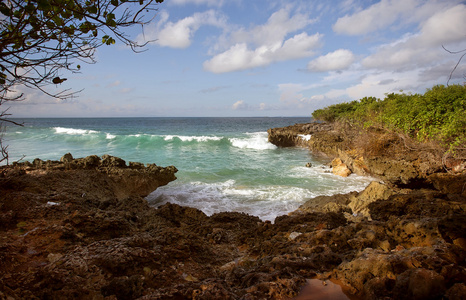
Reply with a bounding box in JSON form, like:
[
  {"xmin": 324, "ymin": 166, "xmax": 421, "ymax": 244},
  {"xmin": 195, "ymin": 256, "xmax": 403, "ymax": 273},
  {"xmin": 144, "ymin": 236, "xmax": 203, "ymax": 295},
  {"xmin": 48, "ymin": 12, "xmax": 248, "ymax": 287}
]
[
  {"xmin": 393, "ymin": 268, "xmax": 446, "ymax": 300},
  {"xmin": 348, "ymin": 181, "xmax": 395, "ymax": 218},
  {"xmin": 332, "ymin": 158, "xmax": 352, "ymax": 177}
]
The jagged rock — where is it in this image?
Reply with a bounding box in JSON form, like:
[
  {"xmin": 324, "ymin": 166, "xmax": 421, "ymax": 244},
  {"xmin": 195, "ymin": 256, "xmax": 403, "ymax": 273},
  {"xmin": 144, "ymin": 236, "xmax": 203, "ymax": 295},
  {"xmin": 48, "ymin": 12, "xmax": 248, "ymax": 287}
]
[
  {"xmin": 77, "ymin": 154, "xmax": 101, "ymax": 168},
  {"xmin": 393, "ymin": 268, "xmax": 446, "ymax": 300},
  {"xmin": 60, "ymin": 153, "xmax": 73, "ymax": 163},
  {"xmin": 2, "ymin": 138, "xmax": 466, "ymax": 300},
  {"xmin": 101, "ymin": 154, "xmax": 126, "ymax": 168},
  {"xmin": 348, "ymin": 181, "xmax": 396, "ymax": 218},
  {"xmin": 364, "ymin": 157, "xmax": 419, "ymax": 185},
  {"xmin": 427, "ymin": 172, "xmax": 466, "ymax": 195},
  {"xmin": 298, "ymin": 193, "xmax": 355, "ymax": 214},
  {"xmin": 332, "ymin": 158, "xmax": 352, "ymax": 177}
]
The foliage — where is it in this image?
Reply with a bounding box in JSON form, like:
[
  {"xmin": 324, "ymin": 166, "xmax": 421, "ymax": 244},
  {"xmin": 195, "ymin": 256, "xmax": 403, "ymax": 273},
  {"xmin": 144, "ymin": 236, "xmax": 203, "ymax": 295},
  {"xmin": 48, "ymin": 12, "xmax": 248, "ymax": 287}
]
[
  {"xmin": 312, "ymin": 85, "xmax": 466, "ymax": 151},
  {"xmin": 0, "ymin": 0, "xmax": 164, "ymax": 163},
  {"xmin": 0, "ymin": 0, "xmax": 164, "ymax": 105}
]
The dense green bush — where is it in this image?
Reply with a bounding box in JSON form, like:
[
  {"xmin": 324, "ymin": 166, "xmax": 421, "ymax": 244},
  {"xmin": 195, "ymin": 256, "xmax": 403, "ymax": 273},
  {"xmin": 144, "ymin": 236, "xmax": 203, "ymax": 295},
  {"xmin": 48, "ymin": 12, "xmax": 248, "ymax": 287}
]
[{"xmin": 312, "ymin": 84, "xmax": 466, "ymax": 150}]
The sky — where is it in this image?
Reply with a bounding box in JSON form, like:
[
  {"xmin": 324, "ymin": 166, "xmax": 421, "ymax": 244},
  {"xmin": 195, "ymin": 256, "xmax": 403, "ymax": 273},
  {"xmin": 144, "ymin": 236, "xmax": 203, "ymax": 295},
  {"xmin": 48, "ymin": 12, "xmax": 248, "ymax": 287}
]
[{"xmin": 8, "ymin": 0, "xmax": 466, "ymax": 117}]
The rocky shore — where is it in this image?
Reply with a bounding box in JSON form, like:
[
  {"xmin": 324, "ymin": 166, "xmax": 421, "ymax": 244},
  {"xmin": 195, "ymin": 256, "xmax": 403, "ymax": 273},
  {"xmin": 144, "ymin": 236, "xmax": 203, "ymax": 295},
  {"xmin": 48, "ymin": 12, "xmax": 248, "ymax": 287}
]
[{"xmin": 1, "ymin": 123, "xmax": 465, "ymax": 299}]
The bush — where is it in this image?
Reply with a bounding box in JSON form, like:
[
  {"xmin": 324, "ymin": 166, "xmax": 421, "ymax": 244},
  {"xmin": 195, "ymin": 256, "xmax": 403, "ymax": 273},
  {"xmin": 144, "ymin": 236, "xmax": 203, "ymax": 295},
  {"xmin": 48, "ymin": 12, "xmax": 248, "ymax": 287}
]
[{"xmin": 311, "ymin": 84, "xmax": 466, "ymax": 151}]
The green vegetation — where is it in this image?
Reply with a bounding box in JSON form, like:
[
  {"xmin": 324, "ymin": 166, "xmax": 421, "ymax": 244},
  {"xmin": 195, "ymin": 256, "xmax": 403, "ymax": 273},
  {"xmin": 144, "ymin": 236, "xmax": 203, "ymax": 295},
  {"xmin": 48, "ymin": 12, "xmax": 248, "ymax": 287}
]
[
  {"xmin": 312, "ymin": 84, "xmax": 466, "ymax": 151},
  {"xmin": 0, "ymin": 0, "xmax": 165, "ymax": 164}
]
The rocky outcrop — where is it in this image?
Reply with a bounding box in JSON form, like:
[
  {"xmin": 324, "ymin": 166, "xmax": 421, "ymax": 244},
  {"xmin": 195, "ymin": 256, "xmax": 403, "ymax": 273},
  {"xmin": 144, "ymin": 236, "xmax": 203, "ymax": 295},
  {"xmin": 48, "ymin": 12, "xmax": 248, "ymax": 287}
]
[
  {"xmin": 267, "ymin": 122, "xmax": 455, "ymax": 185},
  {"xmin": 7, "ymin": 153, "xmax": 178, "ymax": 200},
  {"xmin": 1, "ymin": 141, "xmax": 466, "ymax": 299}
]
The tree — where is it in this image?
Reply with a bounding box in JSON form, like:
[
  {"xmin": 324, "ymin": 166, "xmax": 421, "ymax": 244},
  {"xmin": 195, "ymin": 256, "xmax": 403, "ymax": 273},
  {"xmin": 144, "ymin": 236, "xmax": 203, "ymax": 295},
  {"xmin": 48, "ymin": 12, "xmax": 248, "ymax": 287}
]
[
  {"xmin": 443, "ymin": 45, "xmax": 466, "ymax": 86},
  {"xmin": 0, "ymin": 0, "xmax": 164, "ymax": 163}
]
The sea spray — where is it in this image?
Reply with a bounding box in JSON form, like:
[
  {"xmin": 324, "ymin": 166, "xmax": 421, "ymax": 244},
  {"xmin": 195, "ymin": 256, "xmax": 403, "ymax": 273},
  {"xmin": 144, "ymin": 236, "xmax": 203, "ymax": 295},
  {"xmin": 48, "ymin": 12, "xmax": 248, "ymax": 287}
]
[{"xmin": 5, "ymin": 117, "xmax": 374, "ymax": 221}]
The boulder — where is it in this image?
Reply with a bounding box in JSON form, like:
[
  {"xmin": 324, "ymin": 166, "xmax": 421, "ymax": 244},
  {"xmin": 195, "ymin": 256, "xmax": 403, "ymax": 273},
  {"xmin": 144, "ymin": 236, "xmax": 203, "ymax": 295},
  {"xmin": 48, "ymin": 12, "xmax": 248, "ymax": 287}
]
[
  {"xmin": 332, "ymin": 158, "xmax": 352, "ymax": 177},
  {"xmin": 427, "ymin": 172, "xmax": 466, "ymax": 195},
  {"xmin": 348, "ymin": 181, "xmax": 395, "ymax": 218},
  {"xmin": 393, "ymin": 268, "xmax": 446, "ymax": 300}
]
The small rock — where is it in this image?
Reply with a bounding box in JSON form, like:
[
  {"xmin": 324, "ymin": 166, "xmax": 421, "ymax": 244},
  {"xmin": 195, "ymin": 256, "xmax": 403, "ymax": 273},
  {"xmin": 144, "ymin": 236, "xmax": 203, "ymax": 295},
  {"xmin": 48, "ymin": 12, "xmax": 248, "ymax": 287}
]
[
  {"xmin": 288, "ymin": 232, "xmax": 302, "ymax": 241},
  {"xmin": 332, "ymin": 158, "xmax": 352, "ymax": 177},
  {"xmin": 305, "ymin": 162, "xmax": 312, "ymax": 168},
  {"xmin": 60, "ymin": 153, "xmax": 74, "ymax": 163}
]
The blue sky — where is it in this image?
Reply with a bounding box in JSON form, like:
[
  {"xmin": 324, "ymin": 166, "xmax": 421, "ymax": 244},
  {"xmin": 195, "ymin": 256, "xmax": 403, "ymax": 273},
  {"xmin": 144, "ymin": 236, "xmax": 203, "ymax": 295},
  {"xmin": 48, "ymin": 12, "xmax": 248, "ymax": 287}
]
[{"xmin": 9, "ymin": 0, "xmax": 466, "ymax": 117}]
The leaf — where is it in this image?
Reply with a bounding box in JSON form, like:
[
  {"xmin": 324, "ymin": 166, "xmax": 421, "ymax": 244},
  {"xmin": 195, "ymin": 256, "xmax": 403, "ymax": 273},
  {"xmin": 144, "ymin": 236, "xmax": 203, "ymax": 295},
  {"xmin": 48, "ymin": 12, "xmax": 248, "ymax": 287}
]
[
  {"xmin": 37, "ymin": 0, "xmax": 52, "ymax": 10},
  {"xmin": 86, "ymin": 5, "xmax": 98, "ymax": 14},
  {"xmin": 0, "ymin": 3, "xmax": 12, "ymax": 16}
]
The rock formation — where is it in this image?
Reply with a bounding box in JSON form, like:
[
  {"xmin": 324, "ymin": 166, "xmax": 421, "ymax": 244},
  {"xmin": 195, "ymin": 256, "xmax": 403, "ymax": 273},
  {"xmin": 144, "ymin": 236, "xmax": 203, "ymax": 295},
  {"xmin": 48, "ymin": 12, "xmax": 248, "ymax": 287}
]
[{"xmin": 1, "ymin": 121, "xmax": 466, "ymax": 300}]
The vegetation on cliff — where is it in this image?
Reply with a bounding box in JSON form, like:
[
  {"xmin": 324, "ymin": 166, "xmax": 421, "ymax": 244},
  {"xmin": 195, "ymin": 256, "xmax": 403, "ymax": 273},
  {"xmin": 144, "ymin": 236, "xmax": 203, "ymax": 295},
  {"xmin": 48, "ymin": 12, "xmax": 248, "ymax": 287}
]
[{"xmin": 312, "ymin": 84, "xmax": 466, "ymax": 153}]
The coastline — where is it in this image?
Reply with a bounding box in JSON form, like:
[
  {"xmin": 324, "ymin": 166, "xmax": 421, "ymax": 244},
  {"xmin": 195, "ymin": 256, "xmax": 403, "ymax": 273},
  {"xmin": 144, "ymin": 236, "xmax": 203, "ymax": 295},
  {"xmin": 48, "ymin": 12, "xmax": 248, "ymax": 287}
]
[{"xmin": 1, "ymin": 122, "xmax": 465, "ymax": 299}]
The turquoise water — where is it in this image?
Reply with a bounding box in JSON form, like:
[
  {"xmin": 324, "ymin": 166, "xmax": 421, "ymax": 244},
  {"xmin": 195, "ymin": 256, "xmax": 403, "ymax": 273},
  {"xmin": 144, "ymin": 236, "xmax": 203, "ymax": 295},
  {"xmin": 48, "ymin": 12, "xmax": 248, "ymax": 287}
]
[{"xmin": 3, "ymin": 117, "xmax": 374, "ymax": 221}]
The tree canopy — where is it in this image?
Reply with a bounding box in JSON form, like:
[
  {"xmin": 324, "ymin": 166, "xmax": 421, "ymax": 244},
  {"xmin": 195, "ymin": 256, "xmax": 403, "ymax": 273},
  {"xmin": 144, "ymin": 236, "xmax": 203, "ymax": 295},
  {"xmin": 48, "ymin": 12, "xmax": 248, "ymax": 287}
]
[
  {"xmin": 0, "ymin": 0, "xmax": 163, "ymax": 107},
  {"xmin": 0, "ymin": 0, "xmax": 164, "ymax": 163}
]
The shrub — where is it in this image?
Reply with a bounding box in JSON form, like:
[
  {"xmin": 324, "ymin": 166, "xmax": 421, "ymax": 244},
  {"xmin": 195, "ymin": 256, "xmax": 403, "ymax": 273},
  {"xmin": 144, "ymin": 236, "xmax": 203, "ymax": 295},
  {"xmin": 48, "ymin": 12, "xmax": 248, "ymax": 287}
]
[{"xmin": 311, "ymin": 84, "xmax": 466, "ymax": 151}]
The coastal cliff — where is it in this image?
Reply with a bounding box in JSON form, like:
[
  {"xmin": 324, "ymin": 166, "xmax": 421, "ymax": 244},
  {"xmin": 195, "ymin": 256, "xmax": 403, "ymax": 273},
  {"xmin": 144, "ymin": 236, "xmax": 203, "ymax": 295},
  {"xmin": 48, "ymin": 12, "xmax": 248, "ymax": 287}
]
[
  {"xmin": 268, "ymin": 122, "xmax": 465, "ymax": 185},
  {"xmin": 1, "ymin": 137, "xmax": 465, "ymax": 300}
]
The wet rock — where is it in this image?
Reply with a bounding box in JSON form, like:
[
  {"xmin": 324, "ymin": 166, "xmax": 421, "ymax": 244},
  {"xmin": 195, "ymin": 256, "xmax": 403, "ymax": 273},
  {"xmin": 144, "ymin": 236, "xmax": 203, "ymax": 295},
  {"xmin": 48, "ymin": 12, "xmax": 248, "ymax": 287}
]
[{"xmin": 2, "ymin": 148, "xmax": 466, "ymax": 299}]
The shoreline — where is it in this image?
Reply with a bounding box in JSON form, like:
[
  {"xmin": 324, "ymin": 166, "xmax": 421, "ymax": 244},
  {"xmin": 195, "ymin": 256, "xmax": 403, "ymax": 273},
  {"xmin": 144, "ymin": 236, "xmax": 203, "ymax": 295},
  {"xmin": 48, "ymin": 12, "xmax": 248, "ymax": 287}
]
[{"xmin": 1, "ymin": 122, "xmax": 465, "ymax": 299}]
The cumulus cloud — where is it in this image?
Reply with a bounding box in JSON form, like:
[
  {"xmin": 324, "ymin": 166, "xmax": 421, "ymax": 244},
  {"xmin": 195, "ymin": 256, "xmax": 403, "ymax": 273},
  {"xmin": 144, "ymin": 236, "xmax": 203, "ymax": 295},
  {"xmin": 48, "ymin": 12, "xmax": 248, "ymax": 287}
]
[
  {"xmin": 333, "ymin": 0, "xmax": 416, "ymax": 35},
  {"xmin": 204, "ymin": 8, "xmax": 321, "ymax": 73},
  {"xmin": 139, "ymin": 10, "xmax": 226, "ymax": 48},
  {"xmin": 204, "ymin": 33, "xmax": 322, "ymax": 73},
  {"xmin": 307, "ymin": 49, "xmax": 355, "ymax": 72},
  {"xmin": 230, "ymin": 8, "xmax": 313, "ymax": 47},
  {"xmin": 332, "ymin": 0, "xmax": 460, "ymax": 36},
  {"xmin": 361, "ymin": 4, "xmax": 466, "ymax": 71},
  {"xmin": 232, "ymin": 100, "xmax": 249, "ymax": 110}
]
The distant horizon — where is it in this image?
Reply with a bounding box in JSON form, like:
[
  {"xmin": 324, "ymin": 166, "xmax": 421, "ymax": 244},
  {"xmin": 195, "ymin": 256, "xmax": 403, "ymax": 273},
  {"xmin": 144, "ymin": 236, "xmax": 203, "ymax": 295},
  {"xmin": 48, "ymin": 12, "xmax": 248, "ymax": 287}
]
[
  {"xmin": 8, "ymin": 116, "xmax": 313, "ymax": 119},
  {"xmin": 6, "ymin": 0, "xmax": 466, "ymax": 118}
]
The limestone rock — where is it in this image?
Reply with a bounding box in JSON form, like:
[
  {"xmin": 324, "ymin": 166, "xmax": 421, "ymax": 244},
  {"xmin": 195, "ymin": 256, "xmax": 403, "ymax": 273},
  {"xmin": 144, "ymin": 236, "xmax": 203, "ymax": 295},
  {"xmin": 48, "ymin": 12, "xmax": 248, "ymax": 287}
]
[
  {"xmin": 332, "ymin": 158, "xmax": 352, "ymax": 177},
  {"xmin": 427, "ymin": 172, "xmax": 466, "ymax": 195},
  {"xmin": 348, "ymin": 181, "xmax": 395, "ymax": 218},
  {"xmin": 393, "ymin": 268, "xmax": 446, "ymax": 300},
  {"xmin": 60, "ymin": 153, "xmax": 74, "ymax": 163}
]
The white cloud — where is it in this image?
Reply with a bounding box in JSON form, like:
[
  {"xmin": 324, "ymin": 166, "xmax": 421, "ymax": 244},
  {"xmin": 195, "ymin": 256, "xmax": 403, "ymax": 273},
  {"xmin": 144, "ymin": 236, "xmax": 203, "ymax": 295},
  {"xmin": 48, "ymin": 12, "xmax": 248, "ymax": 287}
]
[
  {"xmin": 140, "ymin": 10, "xmax": 226, "ymax": 49},
  {"xmin": 230, "ymin": 8, "xmax": 314, "ymax": 47},
  {"xmin": 332, "ymin": 0, "xmax": 461, "ymax": 36},
  {"xmin": 307, "ymin": 49, "xmax": 355, "ymax": 72},
  {"xmin": 203, "ymin": 8, "xmax": 320, "ymax": 73},
  {"xmin": 418, "ymin": 4, "xmax": 466, "ymax": 46},
  {"xmin": 361, "ymin": 4, "xmax": 466, "ymax": 71},
  {"xmin": 204, "ymin": 33, "xmax": 322, "ymax": 73},
  {"xmin": 232, "ymin": 100, "xmax": 249, "ymax": 110}
]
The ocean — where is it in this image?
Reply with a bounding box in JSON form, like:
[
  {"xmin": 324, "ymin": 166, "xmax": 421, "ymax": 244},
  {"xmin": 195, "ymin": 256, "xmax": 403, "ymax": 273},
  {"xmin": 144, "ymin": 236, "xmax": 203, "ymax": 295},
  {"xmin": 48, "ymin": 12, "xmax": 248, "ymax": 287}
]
[{"xmin": 3, "ymin": 117, "xmax": 374, "ymax": 221}]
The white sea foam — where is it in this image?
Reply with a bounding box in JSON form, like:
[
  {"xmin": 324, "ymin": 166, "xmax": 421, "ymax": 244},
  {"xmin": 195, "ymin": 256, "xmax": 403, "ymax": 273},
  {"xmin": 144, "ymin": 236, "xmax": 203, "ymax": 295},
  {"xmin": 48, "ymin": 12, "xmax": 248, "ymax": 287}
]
[
  {"xmin": 164, "ymin": 135, "xmax": 222, "ymax": 142},
  {"xmin": 106, "ymin": 133, "xmax": 116, "ymax": 139},
  {"xmin": 230, "ymin": 132, "xmax": 277, "ymax": 150},
  {"xmin": 54, "ymin": 127, "xmax": 99, "ymax": 135},
  {"xmin": 298, "ymin": 134, "xmax": 312, "ymax": 141},
  {"xmin": 147, "ymin": 179, "xmax": 315, "ymax": 222}
]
